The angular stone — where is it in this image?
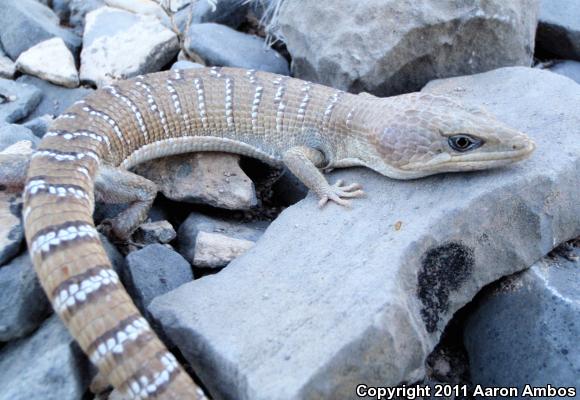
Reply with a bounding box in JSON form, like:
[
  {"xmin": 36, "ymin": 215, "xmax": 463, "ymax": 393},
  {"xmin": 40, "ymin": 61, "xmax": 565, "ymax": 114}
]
[
  {"xmin": 536, "ymin": 0, "xmax": 580, "ymax": 61},
  {"xmin": 273, "ymin": 0, "xmax": 538, "ymax": 96},
  {"xmin": 548, "ymin": 60, "xmax": 580, "ymax": 84},
  {"xmin": 464, "ymin": 244, "xmax": 580, "ymax": 390},
  {"xmin": 149, "ymin": 67, "xmax": 580, "ymax": 400},
  {"xmin": 124, "ymin": 244, "xmax": 193, "ymax": 311},
  {"xmin": 17, "ymin": 75, "xmax": 93, "ymax": 120},
  {"xmin": 0, "ymin": 252, "xmax": 51, "ymax": 341},
  {"xmin": 134, "ymin": 152, "xmax": 258, "ymax": 210},
  {"xmin": 177, "ymin": 212, "xmax": 267, "ymax": 266},
  {"xmin": 80, "ymin": 6, "xmax": 179, "ymax": 87},
  {"xmin": 0, "ymin": 192, "xmax": 24, "ymax": 266},
  {"xmin": 184, "ymin": 23, "xmax": 289, "ymax": 75},
  {"xmin": 16, "ymin": 38, "xmax": 79, "ymax": 88},
  {"xmin": 0, "ymin": 0, "xmax": 81, "ymax": 60},
  {"xmin": 0, "ymin": 78, "xmax": 42, "ymax": 123},
  {"xmin": 194, "ymin": 231, "xmax": 256, "ymax": 269},
  {"xmin": 0, "ymin": 316, "xmax": 91, "ymax": 400},
  {"xmin": 0, "ymin": 140, "xmax": 33, "ymax": 192},
  {"xmin": 134, "ymin": 220, "xmax": 176, "ymax": 245}
]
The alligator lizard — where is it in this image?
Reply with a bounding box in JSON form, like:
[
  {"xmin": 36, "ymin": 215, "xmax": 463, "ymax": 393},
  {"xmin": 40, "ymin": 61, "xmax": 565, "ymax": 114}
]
[{"xmin": 21, "ymin": 67, "xmax": 534, "ymax": 399}]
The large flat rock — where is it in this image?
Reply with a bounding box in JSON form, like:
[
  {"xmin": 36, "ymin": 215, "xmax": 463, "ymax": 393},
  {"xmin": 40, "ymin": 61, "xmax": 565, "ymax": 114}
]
[
  {"xmin": 149, "ymin": 67, "xmax": 580, "ymax": 400},
  {"xmin": 271, "ymin": 0, "xmax": 538, "ymax": 95}
]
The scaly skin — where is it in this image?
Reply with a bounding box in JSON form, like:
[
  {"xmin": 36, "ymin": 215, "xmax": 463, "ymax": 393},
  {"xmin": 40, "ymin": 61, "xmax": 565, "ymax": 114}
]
[{"xmin": 22, "ymin": 67, "xmax": 534, "ymax": 399}]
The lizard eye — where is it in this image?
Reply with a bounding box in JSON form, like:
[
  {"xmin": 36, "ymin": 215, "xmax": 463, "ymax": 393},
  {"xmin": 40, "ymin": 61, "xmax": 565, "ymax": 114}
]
[{"xmin": 448, "ymin": 134, "xmax": 483, "ymax": 152}]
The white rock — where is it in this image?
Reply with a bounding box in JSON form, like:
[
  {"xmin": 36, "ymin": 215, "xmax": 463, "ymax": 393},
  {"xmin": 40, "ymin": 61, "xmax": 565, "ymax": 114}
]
[
  {"xmin": 105, "ymin": 0, "xmax": 169, "ymax": 22},
  {"xmin": 80, "ymin": 6, "xmax": 179, "ymax": 87},
  {"xmin": 15, "ymin": 38, "xmax": 79, "ymax": 88},
  {"xmin": 193, "ymin": 231, "xmax": 255, "ymax": 268}
]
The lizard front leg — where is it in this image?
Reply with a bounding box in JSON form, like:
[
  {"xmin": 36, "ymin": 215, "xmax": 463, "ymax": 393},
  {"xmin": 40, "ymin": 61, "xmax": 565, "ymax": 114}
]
[
  {"xmin": 94, "ymin": 165, "xmax": 157, "ymax": 241},
  {"xmin": 283, "ymin": 146, "xmax": 365, "ymax": 207}
]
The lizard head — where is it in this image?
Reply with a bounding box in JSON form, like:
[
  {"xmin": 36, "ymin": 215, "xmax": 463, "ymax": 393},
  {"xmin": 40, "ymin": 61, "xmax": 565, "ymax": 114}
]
[{"xmin": 369, "ymin": 93, "xmax": 535, "ymax": 178}]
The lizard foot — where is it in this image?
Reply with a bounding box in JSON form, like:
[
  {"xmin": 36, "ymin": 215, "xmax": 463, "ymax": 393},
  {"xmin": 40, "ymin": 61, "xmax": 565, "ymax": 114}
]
[{"xmin": 318, "ymin": 179, "xmax": 365, "ymax": 208}]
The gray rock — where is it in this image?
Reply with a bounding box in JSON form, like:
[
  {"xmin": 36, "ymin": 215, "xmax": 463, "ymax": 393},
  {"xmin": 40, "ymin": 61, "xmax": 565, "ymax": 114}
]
[
  {"xmin": 174, "ymin": 0, "xmax": 249, "ymax": 30},
  {"xmin": 536, "ymin": 0, "xmax": 580, "ymax": 61},
  {"xmin": 23, "ymin": 114, "xmax": 54, "ymax": 138},
  {"xmin": 177, "ymin": 212, "xmax": 267, "ymax": 266},
  {"xmin": 0, "ymin": 78, "xmax": 43, "ymax": 123},
  {"xmin": 100, "ymin": 233, "xmax": 126, "ymax": 275},
  {"xmin": 80, "ymin": 6, "xmax": 180, "ymax": 87},
  {"xmin": 464, "ymin": 246, "xmax": 580, "ymax": 390},
  {"xmin": 124, "ymin": 244, "xmax": 193, "ymax": 312},
  {"xmin": 0, "ymin": 316, "xmax": 91, "ymax": 400},
  {"xmin": 0, "ymin": 0, "xmax": 81, "ymax": 60},
  {"xmin": 0, "ymin": 141, "xmax": 33, "ymax": 192},
  {"xmin": 548, "ymin": 60, "xmax": 580, "ymax": 84},
  {"xmin": 184, "ymin": 23, "xmax": 289, "ymax": 75},
  {"xmin": 134, "ymin": 220, "xmax": 177, "ymax": 245},
  {"xmin": 0, "ymin": 252, "xmax": 51, "ymax": 341},
  {"xmin": 273, "ymin": 0, "xmax": 538, "ymax": 96},
  {"xmin": 69, "ymin": 0, "xmax": 105, "ymax": 35},
  {"xmin": 17, "ymin": 75, "xmax": 93, "ymax": 121},
  {"xmin": 148, "ymin": 67, "xmax": 580, "ymax": 400},
  {"xmin": 0, "ymin": 124, "xmax": 39, "ymax": 151},
  {"xmin": 171, "ymin": 60, "xmax": 205, "ymax": 70},
  {"xmin": 134, "ymin": 152, "xmax": 258, "ymax": 210},
  {"xmin": 0, "ymin": 46, "xmax": 16, "ymax": 79},
  {"xmin": 0, "ymin": 192, "xmax": 24, "ymax": 266}
]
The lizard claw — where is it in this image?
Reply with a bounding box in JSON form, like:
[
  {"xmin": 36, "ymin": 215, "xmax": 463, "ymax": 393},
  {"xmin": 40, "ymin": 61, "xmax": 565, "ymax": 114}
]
[{"xmin": 318, "ymin": 180, "xmax": 365, "ymax": 208}]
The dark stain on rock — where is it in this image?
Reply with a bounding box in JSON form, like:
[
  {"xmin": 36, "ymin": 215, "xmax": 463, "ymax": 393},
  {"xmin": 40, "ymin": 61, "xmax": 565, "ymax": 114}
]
[
  {"xmin": 418, "ymin": 242, "xmax": 474, "ymax": 333},
  {"xmin": 0, "ymin": 184, "xmax": 6, "ymax": 191}
]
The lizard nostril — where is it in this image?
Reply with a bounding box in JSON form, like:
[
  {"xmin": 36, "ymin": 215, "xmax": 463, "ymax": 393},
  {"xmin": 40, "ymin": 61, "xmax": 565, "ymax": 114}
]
[{"xmin": 512, "ymin": 145, "xmax": 517, "ymax": 150}]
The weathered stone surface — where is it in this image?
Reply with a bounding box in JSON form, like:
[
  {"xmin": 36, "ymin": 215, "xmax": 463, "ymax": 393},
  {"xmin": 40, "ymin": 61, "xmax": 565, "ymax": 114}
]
[
  {"xmin": 0, "ymin": 124, "xmax": 39, "ymax": 151},
  {"xmin": 0, "ymin": 252, "xmax": 51, "ymax": 341},
  {"xmin": 0, "ymin": 78, "xmax": 42, "ymax": 123},
  {"xmin": 124, "ymin": 244, "xmax": 193, "ymax": 311},
  {"xmin": 0, "ymin": 46, "xmax": 16, "ymax": 79},
  {"xmin": 0, "ymin": 316, "xmax": 91, "ymax": 400},
  {"xmin": 273, "ymin": 0, "xmax": 538, "ymax": 96},
  {"xmin": 184, "ymin": 23, "xmax": 289, "ymax": 75},
  {"xmin": 69, "ymin": 0, "xmax": 105, "ymax": 35},
  {"xmin": 0, "ymin": 192, "xmax": 24, "ymax": 266},
  {"xmin": 464, "ymin": 244, "xmax": 580, "ymax": 390},
  {"xmin": 177, "ymin": 212, "xmax": 267, "ymax": 266},
  {"xmin": 149, "ymin": 67, "xmax": 580, "ymax": 400},
  {"xmin": 0, "ymin": 0, "xmax": 81, "ymax": 60},
  {"xmin": 536, "ymin": 0, "xmax": 580, "ymax": 61},
  {"xmin": 134, "ymin": 152, "xmax": 258, "ymax": 210},
  {"xmin": 194, "ymin": 231, "xmax": 256, "ymax": 269},
  {"xmin": 548, "ymin": 60, "xmax": 580, "ymax": 84},
  {"xmin": 17, "ymin": 75, "xmax": 93, "ymax": 120},
  {"xmin": 16, "ymin": 38, "xmax": 79, "ymax": 88},
  {"xmin": 134, "ymin": 220, "xmax": 176, "ymax": 245},
  {"xmin": 80, "ymin": 6, "xmax": 179, "ymax": 87}
]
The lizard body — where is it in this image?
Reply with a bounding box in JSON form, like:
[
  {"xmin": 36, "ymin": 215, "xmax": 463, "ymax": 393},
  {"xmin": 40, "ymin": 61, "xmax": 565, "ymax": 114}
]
[{"xmin": 22, "ymin": 67, "xmax": 534, "ymax": 399}]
